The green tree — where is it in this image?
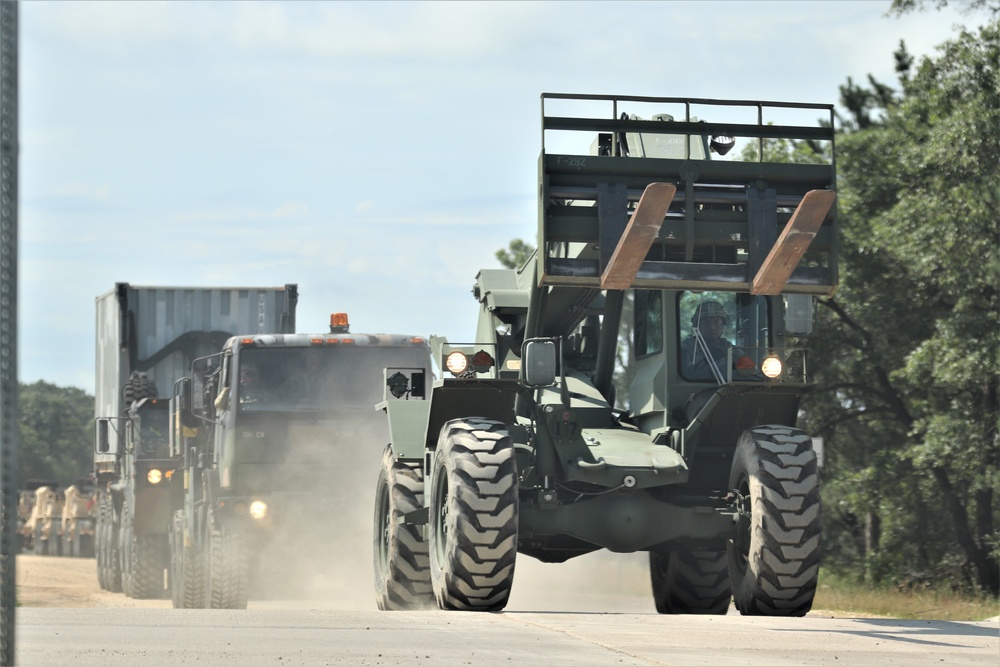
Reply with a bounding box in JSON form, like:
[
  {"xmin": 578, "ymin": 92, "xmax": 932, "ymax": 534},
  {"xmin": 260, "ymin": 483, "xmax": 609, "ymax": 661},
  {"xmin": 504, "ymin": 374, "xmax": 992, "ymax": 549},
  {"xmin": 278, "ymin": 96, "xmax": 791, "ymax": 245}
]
[
  {"xmin": 495, "ymin": 238, "xmax": 534, "ymax": 269},
  {"xmin": 803, "ymin": 21, "xmax": 1000, "ymax": 594},
  {"xmin": 19, "ymin": 381, "xmax": 95, "ymax": 486}
]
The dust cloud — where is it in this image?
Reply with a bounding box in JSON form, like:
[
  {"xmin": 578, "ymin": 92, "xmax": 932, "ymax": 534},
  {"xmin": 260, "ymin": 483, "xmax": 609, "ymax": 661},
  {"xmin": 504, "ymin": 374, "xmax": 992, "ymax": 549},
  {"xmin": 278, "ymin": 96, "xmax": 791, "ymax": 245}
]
[{"xmin": 245, "ymin": 406, "xmax": 655, "ymax": 613}]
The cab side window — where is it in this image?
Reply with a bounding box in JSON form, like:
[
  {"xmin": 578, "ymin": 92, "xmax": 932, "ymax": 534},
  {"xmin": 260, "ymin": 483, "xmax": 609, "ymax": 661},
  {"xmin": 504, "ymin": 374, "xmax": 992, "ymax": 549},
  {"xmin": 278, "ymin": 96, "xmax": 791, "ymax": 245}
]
[{"xmin": 634, "ymin": 290, "xmax": 663, "ymax": 358}]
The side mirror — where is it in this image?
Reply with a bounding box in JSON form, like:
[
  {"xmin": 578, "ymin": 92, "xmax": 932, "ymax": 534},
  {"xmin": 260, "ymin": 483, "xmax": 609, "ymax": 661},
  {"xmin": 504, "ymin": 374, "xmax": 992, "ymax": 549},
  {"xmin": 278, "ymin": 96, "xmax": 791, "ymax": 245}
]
[
  {"xmin": 522, "ymin": 339, "xmax": 557, "ymax": 388},
  {"xmin": 784, "ymin": 295, "xmax": 815, "ymax": 335},
  {"xmin": 96, "ymin": 419, "xmax": 110, "ymax": 454}
]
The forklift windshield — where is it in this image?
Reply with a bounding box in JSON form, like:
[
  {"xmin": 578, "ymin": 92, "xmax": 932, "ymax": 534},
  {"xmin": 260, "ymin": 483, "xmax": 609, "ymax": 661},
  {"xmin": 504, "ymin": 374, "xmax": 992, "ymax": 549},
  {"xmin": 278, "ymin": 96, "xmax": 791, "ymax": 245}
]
[{"xmin": 678, "ymin": 292, "xmax": 770, "ymax": 382}]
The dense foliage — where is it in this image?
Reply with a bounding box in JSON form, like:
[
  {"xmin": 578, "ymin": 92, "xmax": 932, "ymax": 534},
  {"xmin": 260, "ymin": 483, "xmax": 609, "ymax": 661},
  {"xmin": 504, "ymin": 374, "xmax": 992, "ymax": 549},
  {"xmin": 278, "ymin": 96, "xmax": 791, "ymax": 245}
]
[
  {"xmin": 18, "ymin": 381, "xmax": 94, "ymax": 488},
  {"xmin": 803, "ymin": 21, "xmax": 1000, "ymax": 594}
]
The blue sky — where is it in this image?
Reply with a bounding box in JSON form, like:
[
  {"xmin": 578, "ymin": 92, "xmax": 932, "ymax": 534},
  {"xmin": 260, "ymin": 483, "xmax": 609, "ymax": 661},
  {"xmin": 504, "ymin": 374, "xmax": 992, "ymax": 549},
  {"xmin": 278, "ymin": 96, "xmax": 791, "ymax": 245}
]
[{"xmin": 18, "ymin": 1, "xmax": 981, "ymax": 391}]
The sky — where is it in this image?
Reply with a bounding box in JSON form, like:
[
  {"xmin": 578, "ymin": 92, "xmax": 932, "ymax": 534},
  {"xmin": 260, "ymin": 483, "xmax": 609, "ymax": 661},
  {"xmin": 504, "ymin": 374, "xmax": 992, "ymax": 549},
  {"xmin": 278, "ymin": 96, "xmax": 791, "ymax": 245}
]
[{"xmin": 16, "ymin": 0, "xmax": 985, "ymax": 392}]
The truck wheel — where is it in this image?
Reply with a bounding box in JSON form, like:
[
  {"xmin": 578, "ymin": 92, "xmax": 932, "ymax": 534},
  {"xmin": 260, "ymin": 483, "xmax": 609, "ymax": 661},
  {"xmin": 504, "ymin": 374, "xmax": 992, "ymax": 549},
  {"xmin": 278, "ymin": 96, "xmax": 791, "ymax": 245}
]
[
  {"xmin": 374, "ymin": 445, "xmax": 433, "ymax": 610},
  {"xmin": 429, "ymin": 418, "xmax": 518, "ymax": 612},
  {"xmin": 96, "ymin": 498, "xmax": 108, "ymax": 588},
  {"xmin": 127, "ymin": 533, "xmax": 167, "ymax": 599},
  {"xmin": 119, "ymin": 504, "xmax": 134, "ymax": 597},
  {"xmin": 728, "ymin": 426, "xmax": 821, "ymax": 616},
  {"xmin": 650, "ymin": 548, "xmax": 731, "ymax": 614},
  {"xmin": 123, "ymin": 372, "xmax": 157, "ymax": 404},
  {"xmin": 171, "ymin": 510, "xmax": 205, "ymax": 609},
  {"xmin": 107, "ymin": 505, "xmax": 122, "ymax": 593},
  {"xmin": 204, "ymin": 509, "xmax": 249, "ymax": 609}
]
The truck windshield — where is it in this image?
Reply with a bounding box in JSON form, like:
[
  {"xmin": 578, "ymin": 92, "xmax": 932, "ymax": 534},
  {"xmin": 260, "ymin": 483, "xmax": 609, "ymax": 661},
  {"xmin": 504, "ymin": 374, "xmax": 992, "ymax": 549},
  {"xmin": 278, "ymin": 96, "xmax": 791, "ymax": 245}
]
[
  {"xmin": 236, "ymin": 345, "xmax": 428, "ymax": 413},
  {"xmin": 678, "ymin": 292, "xmax": 770, "ymax": 382},
  {"xmin": 137, "ymin": 403, "xmax": 170, "ymax": 456}
]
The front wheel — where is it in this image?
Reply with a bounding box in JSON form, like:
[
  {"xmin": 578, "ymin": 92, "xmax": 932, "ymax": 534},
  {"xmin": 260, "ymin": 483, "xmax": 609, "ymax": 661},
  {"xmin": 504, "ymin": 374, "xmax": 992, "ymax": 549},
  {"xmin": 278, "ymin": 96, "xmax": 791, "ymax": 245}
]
[
  {"xmin": 373, "ymin": 445, "xmax": 433, "ymax": 610},
  {"xmin": 204, "ymin": 508, "xmax": 249, "ymax": 609},
  {"xmin": 430, "ymin": 418, "xmax": 518, "ymax": 612},
  {"xmin": 728, "ymin": 426, "xmax": 821, "ymax": 616},
  {"xmin": 171, "ymin": 510, "xmax": 205, "ymax": 609}
]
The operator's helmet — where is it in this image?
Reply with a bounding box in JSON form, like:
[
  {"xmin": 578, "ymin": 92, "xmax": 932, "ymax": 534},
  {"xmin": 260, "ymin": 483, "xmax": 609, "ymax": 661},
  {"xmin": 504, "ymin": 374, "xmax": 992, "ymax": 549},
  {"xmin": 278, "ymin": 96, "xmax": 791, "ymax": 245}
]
[{"xmin": 692, "ymin": 301, "xmax": 729, "ymax": 325}]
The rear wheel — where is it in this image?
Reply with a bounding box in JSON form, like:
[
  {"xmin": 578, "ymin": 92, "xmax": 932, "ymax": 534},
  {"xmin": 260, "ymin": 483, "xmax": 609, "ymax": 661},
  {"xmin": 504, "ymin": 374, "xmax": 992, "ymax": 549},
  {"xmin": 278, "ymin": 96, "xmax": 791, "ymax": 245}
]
[
  {"xmin": 650, "ymin": 547, "xmax": 731, "ymax": 614},
  {"xmin": 728, "ymin": 426, "xmax": 821, "ymax": 616},
  {"xmin": 430, "ymin": 418, "xmax": 518, "ymax": 612},
  {"xmin": 204, "ymin": 508, "xmax": 249, "ymax": 609},
  {"xmin": 374, "ymin": 445, "xmax": 433, "ymax": 610}
]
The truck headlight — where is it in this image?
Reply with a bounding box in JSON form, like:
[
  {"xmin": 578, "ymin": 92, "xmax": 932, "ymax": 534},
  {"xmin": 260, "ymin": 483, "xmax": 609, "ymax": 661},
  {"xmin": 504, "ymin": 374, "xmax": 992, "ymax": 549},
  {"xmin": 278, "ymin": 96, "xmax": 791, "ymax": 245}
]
[
  {"xmin": 761, "ymin": 355, "xmax": 783, "ymax": 379},
  {"xmin": 445, "ymin": 351, "xmax": 469, "ymax": 376},
  {"xmin": 147, "ymin": 469, "xmax": 163, "ymax": 485},
  {"xmin": 249, "ymin": 500, "xmax": 268, "ymax": 520}
]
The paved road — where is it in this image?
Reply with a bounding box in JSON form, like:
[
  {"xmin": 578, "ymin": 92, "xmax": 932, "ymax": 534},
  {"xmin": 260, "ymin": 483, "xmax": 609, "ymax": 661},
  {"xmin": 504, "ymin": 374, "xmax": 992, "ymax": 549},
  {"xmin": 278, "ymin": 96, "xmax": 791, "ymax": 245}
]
[{"xmin": 16, "ymin": 607, "xmax": 999, "ymax": 666}]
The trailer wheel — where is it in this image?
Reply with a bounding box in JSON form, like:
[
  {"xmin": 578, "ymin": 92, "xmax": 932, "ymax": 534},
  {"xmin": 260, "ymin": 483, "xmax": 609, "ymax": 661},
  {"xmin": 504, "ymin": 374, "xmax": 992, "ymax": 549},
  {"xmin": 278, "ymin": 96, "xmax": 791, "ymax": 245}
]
[
  {"xmin": 429, "ymin": 418, "xmax": 518, "ymax": 612},
  {"xmin": 728, "ymin": 425, "xmax": 821, "ymax": 616},
  {"xmin": 171, "ymin": 510, "xmax": 205, "ymax": 609},
  {"xmin": 374, "ymin": 445, "xmax": 433, "ymax": 610},
  {"xmin": 650, "ymin": 547, "xmax": 732, "ymax": 614},
  {"xmin": 204, "ymin": 508, "xmax": 249, "ymax": 609}
]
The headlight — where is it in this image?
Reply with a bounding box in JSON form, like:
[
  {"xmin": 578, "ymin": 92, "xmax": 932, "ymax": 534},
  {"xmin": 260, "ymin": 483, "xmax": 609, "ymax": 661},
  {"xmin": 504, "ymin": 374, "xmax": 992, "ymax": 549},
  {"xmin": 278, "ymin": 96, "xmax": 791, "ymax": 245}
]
[
  {"xmin": 761, "ymin": 355, "xmax": 783, "ymax": 379},
  {"xmin": 147, "ymin": 469, "xmax": 163, "ymax": 485},
  {"xmin": 445, "ymin": 351, "xmax": 469, "ymax": 376},
  {"xmin": 249, "ymin": 500, "xmax": 268, "ymax": 520}
]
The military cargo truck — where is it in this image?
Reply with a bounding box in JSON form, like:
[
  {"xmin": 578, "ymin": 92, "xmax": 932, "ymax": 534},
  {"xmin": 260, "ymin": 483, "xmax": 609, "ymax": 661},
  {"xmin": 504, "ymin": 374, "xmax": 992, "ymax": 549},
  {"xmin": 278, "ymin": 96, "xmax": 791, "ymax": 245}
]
[
  {"xmin": 93, "ymin": 283, "xmax": 298, "ymax": 598},
  {"xmin": 168, "ymin": 314, "xmax": 431, "ymax": 609},
  {"xmin": 374, "ymin": 93, "xmax": 835, "ymax": 616},
  {"xmin": 24, "ymin": 484, "xmax": 62, "ymax": 556},
  {"xmin": 60, "ymin": 481, "xmax": 97, "ymax": 558}
]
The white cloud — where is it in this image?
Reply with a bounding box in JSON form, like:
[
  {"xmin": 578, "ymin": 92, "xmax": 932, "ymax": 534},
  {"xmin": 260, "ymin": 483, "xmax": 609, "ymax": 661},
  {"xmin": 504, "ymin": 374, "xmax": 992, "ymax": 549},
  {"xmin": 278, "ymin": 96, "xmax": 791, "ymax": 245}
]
[{"xmin": 173, "ymin": 201, "xmax": 308, "ymax": 224}]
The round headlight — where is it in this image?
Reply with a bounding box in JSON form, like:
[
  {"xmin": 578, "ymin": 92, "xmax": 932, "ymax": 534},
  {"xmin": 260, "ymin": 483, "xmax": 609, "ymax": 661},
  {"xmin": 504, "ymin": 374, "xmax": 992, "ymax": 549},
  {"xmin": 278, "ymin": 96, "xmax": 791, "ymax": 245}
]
[
  {"xmin": 445, "ymin": 351, "xmax": 469, "ymax": 376},
  {"xmin": 761, "ymin": 356, "xmax": 783, "ymax": 379},
  {"xmin": 249, "ymin": 501, "xmax": 268, "ymax": 520},
  {"xmin": 147, "ymin": 469, "xmax": 162, "ymax": 485}
]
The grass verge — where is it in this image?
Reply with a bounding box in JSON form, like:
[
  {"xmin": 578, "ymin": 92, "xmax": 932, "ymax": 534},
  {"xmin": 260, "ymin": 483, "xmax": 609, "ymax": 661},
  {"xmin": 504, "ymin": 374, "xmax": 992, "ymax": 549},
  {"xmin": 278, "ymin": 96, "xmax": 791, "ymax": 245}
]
[{"xmin": 814, "ymin": 570, "xmax": 1000, "ymax": 621}]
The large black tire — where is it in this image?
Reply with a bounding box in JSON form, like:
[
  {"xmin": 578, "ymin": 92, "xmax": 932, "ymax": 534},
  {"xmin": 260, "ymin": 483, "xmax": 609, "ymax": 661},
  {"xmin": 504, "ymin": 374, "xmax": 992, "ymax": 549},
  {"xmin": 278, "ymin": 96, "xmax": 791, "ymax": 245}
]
[
  {"xmin": 124, "ymin": 532, "xmax": 167, "ymax": 599},
  {"xmin": 107, "ymin": 505, "xmax": 122, "ymax": 593},
  {"xmin": 171, "ymin": 510, "xmax": 205, "ymax": 609},
  {"xmin": 123, "ymin": 372, "xmax": 158, "ymax": 404},
  {"xmin": 96, "ymin": 498, "xmax": 109, "ymax": 589},
  {"xmin": 373, "ymin": 445, "xmax": 433, "ymax": 610},
  {"xmin": 204, "ymin": 509, "xmax": 249, "ymax": 609},
  {"xmin": 429, "ymin": 418, "xmax": 518, "ymax": 612},
  {"xmin": 728, "ymin": 425, "xmax": 821, "ymax": 616},
  {"xmin": 650, "ymin": 547, "xmax": 732, "ymax": 614},
  {"xmin": 118, "ymin": 503, "xmax": 134, "ymax": 597}
]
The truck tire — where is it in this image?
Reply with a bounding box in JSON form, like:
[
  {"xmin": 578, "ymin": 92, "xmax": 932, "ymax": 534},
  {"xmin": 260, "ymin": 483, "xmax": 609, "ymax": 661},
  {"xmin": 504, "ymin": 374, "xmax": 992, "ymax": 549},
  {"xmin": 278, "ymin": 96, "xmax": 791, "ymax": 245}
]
[
  {"xmin": 125, "ymin": 532, "xmax": 167, "ymax": 599},
  {"xmin": 650, "ymin": 548, "xmax": 731, "ymax": 614},
  {"xmin": 204, "ymin": 509, "xmax": 249, "ymax": 609},
  {"xmin": 728, "ymin": 425, "xmax": 821, "ymax": 616},
  {"xmin": 374, "ymin": 445, "xmax": 433, "ymax": 610},
  {"xmin": 96, "ymin": 497, "xmax": 108, "ymax": 588},
  {"xmin": 118, "ymin": 503, "xmax": 134, "ymax": 597},
  {"xmin": 429, "ymin": 418, "xmax": 518, "ymax": 612},
  {"xmin": 171, "ymin": 510, "xmax": 205, "ymax": 609},
  {"xmin": 123, "ymin": 372, "xmax": 158, "ymax": 404},
  {"xmin": 107, "ymin": 505, "xmax": 122, "ymax": 593}
]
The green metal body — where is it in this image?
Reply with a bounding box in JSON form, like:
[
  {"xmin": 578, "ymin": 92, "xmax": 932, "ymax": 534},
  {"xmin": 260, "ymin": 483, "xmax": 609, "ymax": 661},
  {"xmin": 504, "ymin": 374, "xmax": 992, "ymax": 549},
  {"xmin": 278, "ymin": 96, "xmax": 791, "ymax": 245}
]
[
  {"xmin": 384, "ymin": 93, "xmax": 837, "ymax": 562},
  {"xmin": 173, "ymin": 333, "xmax": 431, "ymax": 556}
]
